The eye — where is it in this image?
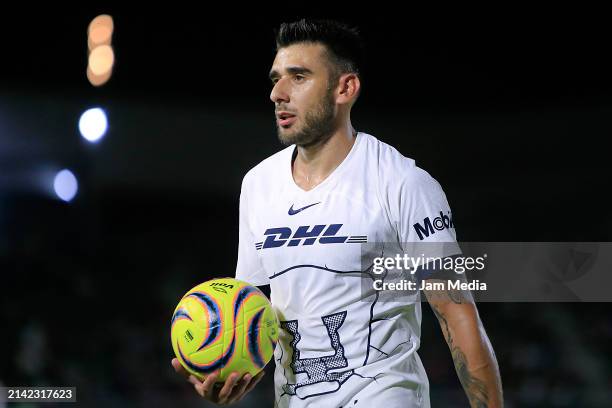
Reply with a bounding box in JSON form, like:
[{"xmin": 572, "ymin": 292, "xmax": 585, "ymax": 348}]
[{"xmin": 294, "ymin": 75, "xmax": 305, "ymax": 82}]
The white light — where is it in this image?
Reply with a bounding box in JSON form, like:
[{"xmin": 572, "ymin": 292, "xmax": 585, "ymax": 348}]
[
  {"xmin": 79, "ymin": 108, "xmax": 108, "ymax": 142},
  {"xmin": 53, "ymin": 169, "xmax": 78, "ymax": 202}
]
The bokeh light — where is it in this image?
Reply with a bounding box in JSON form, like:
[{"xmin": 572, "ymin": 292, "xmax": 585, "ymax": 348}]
[
  {"xmin": 53, "ymin": 169, "xmax": 78, "ymax": 202},
  {"xmin": 88, "ymin": 45, "xmax": 114, "ymax": 76},
  {"xmin": 78, "ymin": 107, "xmax": 108, "ymax": 143},
  {"xmin": 88, "ymin": 14, "xmax": 114, "ymax": 50}
]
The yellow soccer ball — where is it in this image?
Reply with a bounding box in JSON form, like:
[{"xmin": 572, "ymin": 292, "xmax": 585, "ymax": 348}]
[{"xmin": 171, "ymin": 278, "xmax": 279, "ymax": 381}]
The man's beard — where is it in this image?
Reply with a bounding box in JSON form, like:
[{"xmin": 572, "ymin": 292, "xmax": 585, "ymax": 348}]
[{"xmin": 276, "ymin": 89, "xmax": 336, "ymax": 147}]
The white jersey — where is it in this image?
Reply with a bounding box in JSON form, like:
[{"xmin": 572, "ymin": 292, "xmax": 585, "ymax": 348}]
[{"xmin": 236, "ymin": 132, "xmax": 457, "ymax": 408}]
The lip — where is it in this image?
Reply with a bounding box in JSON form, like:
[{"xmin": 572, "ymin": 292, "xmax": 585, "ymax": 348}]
[
  {"xmin": 276, "ymin": 111, "xmax": 297, "ymax": 127},
  {"xmin": 277, "ymin": 116, "xmax": 296, "ymax": 127}
]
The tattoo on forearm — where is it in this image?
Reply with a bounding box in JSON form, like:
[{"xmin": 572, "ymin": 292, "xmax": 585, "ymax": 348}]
[
  {"xmin": 431, "ymin": 304, "xmax": 489, "ymax": 408},
  {"xmin": 423, "ymin": 273, "xmax": 472, "ymax": 304},
  {"xmin": 447, "ymin": 288, "xmax": 465, "ymax": 304}
]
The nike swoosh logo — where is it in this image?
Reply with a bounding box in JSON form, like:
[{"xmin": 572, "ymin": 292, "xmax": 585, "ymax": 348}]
[{"xmin": 288, "ymin": 202, "xmax": 321, "ymax": 215}]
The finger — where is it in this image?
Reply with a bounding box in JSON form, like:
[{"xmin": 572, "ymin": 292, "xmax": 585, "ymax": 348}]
[
  {"xmin": 201, "ymin": 371, "xmax": 220, "ymax": 397},
  {"xmin": 193, "ymin": 382, "xmax": 206, "ymax": 398},
  {"xmin": 243, "ymin": 370, "xmax": 265, "ymax": 395},
  {"xmin": 187, "ymin": 375, "xmax": 202, "ymax": 387},
  {"xmin": 218, "ymin": 372, "xmax": 240, "ymax": 404},
  {"xmin": 227, "ymin": 373, "xmax": 252, "ymax": 404},
  {"xmin": 172, "ymin": 359, "xmax": 205, "ymax": 387},
  {"xmin": 171, "ymin": 359, "xmax": 190, "ymax": 379}
]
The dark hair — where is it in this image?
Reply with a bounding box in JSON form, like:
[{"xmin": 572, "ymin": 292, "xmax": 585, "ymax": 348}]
[{"xmin": 275, "ymin": 19, "xmax": 365, "ymax": 81}]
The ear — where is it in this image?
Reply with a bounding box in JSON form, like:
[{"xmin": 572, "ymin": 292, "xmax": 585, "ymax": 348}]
[{"xmin": 336, "ymin": 73, "xmax": 361, "ymax": 105}]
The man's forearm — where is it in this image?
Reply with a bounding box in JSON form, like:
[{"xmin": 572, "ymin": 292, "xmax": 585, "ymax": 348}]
[{"xmin": 426, "ymin": 282, "xmax": 503, "ymax": 407}]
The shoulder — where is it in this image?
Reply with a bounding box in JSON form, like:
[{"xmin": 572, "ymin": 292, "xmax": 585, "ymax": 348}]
[
  {"xmin": 361, "ymin": 132, "xmax": 441, "ymax": 192},
  {"xmin": 241, "ymin": 144, "xmax": 294, "ymax": 190}
]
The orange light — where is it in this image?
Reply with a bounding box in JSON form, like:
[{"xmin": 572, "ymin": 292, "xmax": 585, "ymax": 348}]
[
  {"xmin": 88, "ymin": 15, "xmax": 114, "ymax": 49},
  {"xmin": 88, "ymin": 45, "xmax": 114, "ymax": 76},
  {"xmin": 87, "ymin": 65, "xmax": 112, "ymax": 87}
]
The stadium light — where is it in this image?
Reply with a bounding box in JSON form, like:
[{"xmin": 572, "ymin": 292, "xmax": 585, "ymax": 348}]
[
  {"xmin": 86, "ymin": 14, "xmax": 115, "ymax": 86},
  {"xmin": 78, "ymin": 107, "xmax": 108, "ymax": 143},
  {"xmin": 88, "ymin": 45, "xmax": 114, "ymax": 76},
  {"xmin": 53, "ymin": 169, "xmax": 78, "ymax": 202},
  {"xmin": 88, "ymin": 14, "xmax": 114, "ymax": 50}
]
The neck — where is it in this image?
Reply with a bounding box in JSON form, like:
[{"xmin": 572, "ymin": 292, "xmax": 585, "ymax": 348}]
[{"xmin": 292, "ymin": 121, "xmax": 356, "ymax": 191}]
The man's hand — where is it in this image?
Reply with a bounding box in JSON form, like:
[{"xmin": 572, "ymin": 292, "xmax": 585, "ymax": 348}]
[{"xmin": 171, "ymin": 358, "xmax": 264, "ymax": 405}]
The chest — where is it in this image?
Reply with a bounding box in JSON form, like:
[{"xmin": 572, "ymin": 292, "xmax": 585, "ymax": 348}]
[{"xmin": 249, "ymin": 182, "xmax": 396, "ymax": 276}]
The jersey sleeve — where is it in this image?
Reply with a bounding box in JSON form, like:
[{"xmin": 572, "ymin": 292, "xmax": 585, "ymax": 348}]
[
  {"xmin": 382, "ymin": 164, "xmax": 461, "ymax": 261},
  {"xmin": 399, "ymin": 168, "xmax": 457, "ymax": 244},
  {"xmin": 235, "ymin": 174, "xmax": 269, "ymax": 286}
]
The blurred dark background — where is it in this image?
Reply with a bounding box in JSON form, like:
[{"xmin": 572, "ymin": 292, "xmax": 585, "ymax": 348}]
[{"xmin": 1, "ymin": 8, "xmax": 611, "ymax": 408}]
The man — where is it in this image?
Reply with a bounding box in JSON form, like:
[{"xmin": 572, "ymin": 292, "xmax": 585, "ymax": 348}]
[{"xmin": 173, "ymin": 19, "xmax": 503, "ymax": 407}]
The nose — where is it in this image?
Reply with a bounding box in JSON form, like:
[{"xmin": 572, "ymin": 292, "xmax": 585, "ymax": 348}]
[{"xmin": 270, "ymin": 78, "xmax": 289, "ymax": 104}]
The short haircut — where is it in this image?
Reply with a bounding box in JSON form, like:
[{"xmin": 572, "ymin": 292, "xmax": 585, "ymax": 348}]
[{"xmin": 275, "ymin": 19, "xmax": 365, "ymax": 81}]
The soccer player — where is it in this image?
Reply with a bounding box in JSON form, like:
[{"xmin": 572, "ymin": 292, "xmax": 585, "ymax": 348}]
[{"xmin": 173, "ymin": 19, "xmax": 503, "ymax": 407}]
